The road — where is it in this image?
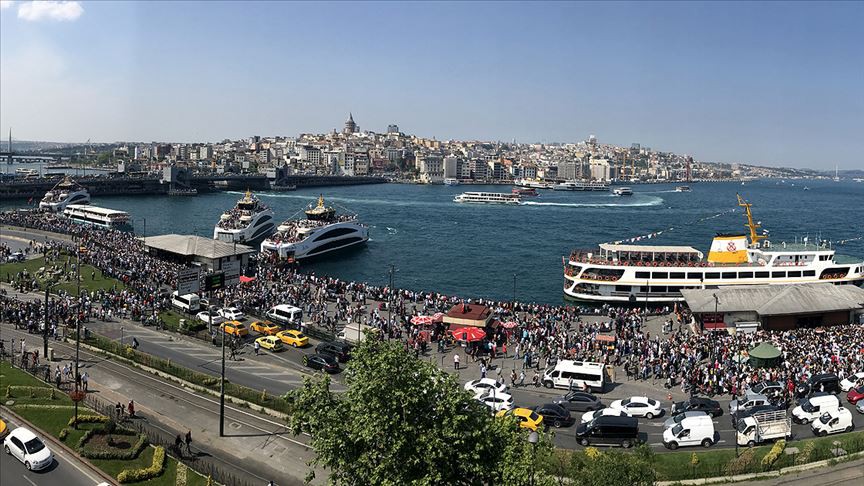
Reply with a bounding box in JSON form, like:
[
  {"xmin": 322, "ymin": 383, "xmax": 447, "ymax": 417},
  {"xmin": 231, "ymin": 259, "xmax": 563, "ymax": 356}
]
[{"xmin": 0, "ymin": 416, "xmax": 106, "ymax": 486}]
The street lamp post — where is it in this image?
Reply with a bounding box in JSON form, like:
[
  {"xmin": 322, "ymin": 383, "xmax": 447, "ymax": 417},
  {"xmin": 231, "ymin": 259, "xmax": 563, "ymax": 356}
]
[
  {"xmin": 120, "ymin": 327, "xmax": 124, "ymax": 347},
  {"xmin": 219, "ymin": 319, "xmax": 226, "ymax": 437},
  {"xmin": 527, "ymin": 430, "xmax": 539, "ymax": 486},
  {"xmin": 74, "ymin": 247, "xmax": 82, "ymax": 424}
]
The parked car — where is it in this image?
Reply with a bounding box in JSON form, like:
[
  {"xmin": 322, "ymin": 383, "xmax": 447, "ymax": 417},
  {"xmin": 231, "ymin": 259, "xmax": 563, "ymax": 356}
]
[
  {"xmin": 196, "ymin": 312, "xmax": 225, "ymax": 325},
  {"xmin": 581, "ymin": 407, "xmax": 631, "ymax": 424},
  {"xmin": 553, "ymin": 391, "xmax": 603, "ymax": 412},
  {"xmin": 575, "ymin": 416, "xmax": 640, "ymax": 448},
  {"xmin": 276, "ymin": 329, "xmax": 309, "ymax": 347},
  {"xmin": 748, "ymin": 381, "xmax": 785, "ymax": 400},
  {"xmin": 302, "ymin": 353, "xmax": 339, "ymax": 373},
  {"xmin": 476, "ymin": 392, "xmax": 514, "ymax": 412},
  {"xmin": 316, "ymin": 341, "xmax": 353, "ymax": 362},
  {"xmin": 255, "ymin": 336, "xmax": 284, "ymax": 352},
  {"xmin": 671, "ymin": 397, "xmax": 723, "ymax": 417},
  {"xmin": 610, "ymin": 396, "xmax": 663, "ymax": 419},
  {"xmin": 3, "ymin": 427, "xmax": 53, "ymax": 471},
  {"xmin": 796, "ymin": 373, "xmax": 841, "ymax": 398},
  {"xmin": 811, "ymin": 408, "xmax": 854, "ymax": 436},
  {"xmin": 846, "ymin": 386, "xmax": 864, "ymax": 405},
  {"xmin": 497, "ymin": 407, "xmax": 544, "ymax": 431},
  {"xmin": 840, "ymin": 372, "xmax": 864, "ymax": 392},
  {"xmin": 532, "ymin": 403, "xmax": 575, "ymax": 428},
  {"xmin": 220, "ymin": 321, "xmax": 249, "ymax": 337},
  {"xmin": 250, "ymin": 320, "xmax": 281, "ymax": 336},
  {"xmin": 792, "ymin": 393, "xmax": 840, "ymax": 424},
  {"xmin": 857, "ymin": 401, "xmax": 864, "ymax": 414},
  {"xmin": 464, "ymin": 378, "xmax": 509, "ymax": 398},
  {"xmin": 218, "ymin": 307, "xmax": 246, "ymax": 321},
  {"xmin": 662, "ymin": 415, "xmax": 716, "ymax": 449},
  {"xmin": 664, "ymin": 411, "xmax": 709, "ymax": 429},
  {"xmin": 729, "ymin": 392, "xmax": 771, "ymax": 416}
]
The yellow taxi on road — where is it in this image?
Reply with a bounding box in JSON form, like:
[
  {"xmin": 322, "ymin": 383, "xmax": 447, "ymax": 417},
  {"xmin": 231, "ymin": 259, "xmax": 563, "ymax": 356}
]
[
  {"xmin": 220, "ymin": 320, "xmax": 249, "ymax": 337},
  {"xmin": 496, "ymin": 407, "xmax": 544, "ymax": 431},
  {"xmin": 250, "ymin": 320, "xmax": 281, "ymax": 336},
  {"xmin": 276, "ymin": 329, "xmax": 309, "ymax": 348},
  {"xmin": 255, "ymin": 335, "xmax": 284, "ymax": 352}
]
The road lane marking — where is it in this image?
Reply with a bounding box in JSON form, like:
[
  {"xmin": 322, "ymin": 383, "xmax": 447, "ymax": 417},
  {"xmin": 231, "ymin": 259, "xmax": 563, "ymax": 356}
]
[{"xmin": 21, "ymin": 475, "xmax": 38, "ymax": 486}]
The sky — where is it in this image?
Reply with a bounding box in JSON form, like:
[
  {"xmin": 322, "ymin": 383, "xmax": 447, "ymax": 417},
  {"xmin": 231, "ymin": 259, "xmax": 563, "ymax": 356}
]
[{"xmin": 1, "ymin": 1, "xmax": 862, "ymax": 169}]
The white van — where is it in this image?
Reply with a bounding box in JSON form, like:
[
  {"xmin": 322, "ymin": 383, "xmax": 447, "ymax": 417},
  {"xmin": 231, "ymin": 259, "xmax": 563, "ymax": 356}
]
[
  {"xmin": 171, "ymin": 291, "xmax": 200, "ymax": 313},
  {"xmin": 542, "ymin": 360, "xmax": 607, "ymax": 393},
  {"xmin": 266, "ymin": 304, "xmax": 303, "ymax": 326},
  {"xmin": 810, "ymin": 407, "xmax": 854, "ymax": 436},
  {"xmin": 792, "ymin": 393, "xmax": 840, "ymax": 424},
  {"xmin": 662, "ymin": 415, "xmax": 716, "ymax": 449}
]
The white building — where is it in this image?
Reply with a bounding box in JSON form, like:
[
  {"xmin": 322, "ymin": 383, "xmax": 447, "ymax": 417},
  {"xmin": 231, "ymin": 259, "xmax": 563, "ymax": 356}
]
[
  {"xmin": 443, "ymin": 156, "xmax": 459, "ymax": 179},
  {"xmin": 418, "ymin": 155, "xmax": 444, "ymax": 183},
  {"xmin": 589, "ymin": 158, "xmax": 611, "ymax": 181}
]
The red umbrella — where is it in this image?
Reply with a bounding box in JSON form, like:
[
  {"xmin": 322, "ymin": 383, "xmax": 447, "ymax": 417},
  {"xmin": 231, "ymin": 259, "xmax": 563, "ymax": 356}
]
[
  {"xmin": 501, "ymin": 321, "xmax": 518, "ymax": 329},
  {"xmin": 411, "ymin": 315, "xmax": 434, "ymax": 326},
  {"xmin": 432, "ymin": 312, "xmax": 445, "ymax": 323},
  {"xmin": 239, "ymin": 275, "xmax": 256, "ymax": 283},
  {"xmin": 449, "ymin": 327, "xmax": 486, "ymax": 342}
]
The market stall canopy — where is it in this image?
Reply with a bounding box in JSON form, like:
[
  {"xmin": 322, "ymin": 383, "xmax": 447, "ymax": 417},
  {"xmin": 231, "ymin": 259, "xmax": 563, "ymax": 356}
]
[{"xmin": 748, "ymin": 342, "xmax": 782, "ymax": 368}]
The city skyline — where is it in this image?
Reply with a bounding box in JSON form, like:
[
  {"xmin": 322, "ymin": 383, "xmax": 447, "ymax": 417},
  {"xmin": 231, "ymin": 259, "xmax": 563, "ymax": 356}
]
[{"xmin": 1, "ymin": 1, "xmax": 862, "ymax": 169}]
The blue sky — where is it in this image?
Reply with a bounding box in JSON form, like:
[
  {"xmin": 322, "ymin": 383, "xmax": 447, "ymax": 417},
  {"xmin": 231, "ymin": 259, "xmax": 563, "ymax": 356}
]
[{"xmin": 1, "ymin": 1, "xmax": 861, "ymax": 169}]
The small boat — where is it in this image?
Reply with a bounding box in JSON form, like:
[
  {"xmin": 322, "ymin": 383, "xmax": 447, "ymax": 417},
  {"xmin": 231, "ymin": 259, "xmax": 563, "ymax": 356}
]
[
  {"xmin": 512, "ymin": 187, "xmax": 538, "ymax": 197},
  {"xmin": 443, "ymin": 178, "xmax": 459, "ymax": 186},
  {"xmin": 167, "ymin": 187, "xmax": 198, "ymax": 196},
  {"xmin": 675, "ymin": 186, "xmax": 691, "ymax": 192},
  {"xmin": 803, "ymin": 186, "xmax": 810, "ymax": 191},
  {"xmin": 15, "ymin": 168, "xmax": 39, "ymax": 177},
  {"xmin": 271, "ymin": 184, "xmax": 297, "ymax": 192},
  {"xmin": 612, "ymin": 187, "xmax": 633, "ymax": 196}
]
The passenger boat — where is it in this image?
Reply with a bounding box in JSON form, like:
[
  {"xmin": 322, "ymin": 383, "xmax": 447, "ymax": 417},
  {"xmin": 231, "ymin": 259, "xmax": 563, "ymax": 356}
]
[
  {"xmin": 563, "ymin": 195, "xmax": 864, "ymax": 303},
  {"xmin": 553, "ymin": 181, "xmax": 610, "ymax": 192},
  {"xmin": 444, "ymin": 178, "xmax": 460, "ymax": 186},
  {"xmin": 39, "ymin": 176, "xmax": 90, "ymax": 211},
  {"xmin": 675, "ymin": 186, "xmax": 692, "ymax": 192},
  {"xmin": 213, "ymin": 190, "xmax": 275, "ymax": 244},
  {"xmin": 15, "ymin": 168, "xmax": 39, "ymax": 177},
  {"xmin": 453, "ymin": 192, "xmax": 521, "ymax": 205},
  {"xmin": 512, "ymin": 187, "xmax": 539, "ymax": 197},
  {"xmin": 167, "ymin": 187, "xmax": 198, "ymax": 196},
  {"xmin": 260, "ymin": 195, "xmax": 368, "ymax": 261},
  {"xmin": 63, "ymin": 204, "xmax": 132, "ymax": 231},
  {"xmin": 612, "ymin": 187, "xmax": 633, "ymax": 196},
  {"xmin": 515, "ymin": 178, "xmax": 554, "ymax": 190}
]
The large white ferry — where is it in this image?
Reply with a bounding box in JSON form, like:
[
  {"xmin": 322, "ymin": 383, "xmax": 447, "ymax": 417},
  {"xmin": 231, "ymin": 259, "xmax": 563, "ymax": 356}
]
[
  {"xmin": 454, "ymin": 192, "xmax": 521, "ymax": 205},
  {"xmin": 563, "ymin": 195, "xmax": 864, "ymax": 303},
  {"xmin": 515, "ymin": 178, "xmax": 554, "ymax": 190},
  {"xmin": 39, "ymin": 176, "xmax": 90, "ymax": 211},
  {"xmin": 553, "ymin": 180, "xmax": 610, "ymax": 192},
  {"xmin": 213, "ymin": 190, "xmax": 275, "ymax": 244},
  {"xmin": 260, "ymin": 195, "xmax": 368, "ymax": 261},
  {"xmin": 63, "ymin": 204, "xmax": 132, "ymax": 231}
]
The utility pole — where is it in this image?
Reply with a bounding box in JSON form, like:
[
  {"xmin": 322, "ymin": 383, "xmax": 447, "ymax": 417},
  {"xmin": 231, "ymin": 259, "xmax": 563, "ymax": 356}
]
[
  {"xmin": 74, "ymin": 247, "xmax": 82, "ymax": 423},
  {"xmin": 219, "ymin": 315, "xmax": 226, "ymax": 437},
  {"xmin": 43, "ymin": 284, "xmax": 50, "ymax": 357},
  {"xmin": 388, "ymin": 264, "xmax": 395, "ymax": 338}
]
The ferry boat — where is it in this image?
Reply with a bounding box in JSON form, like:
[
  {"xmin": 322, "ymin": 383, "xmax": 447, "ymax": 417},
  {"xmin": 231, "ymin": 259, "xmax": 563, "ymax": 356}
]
[
  {"xmin": 167, "ymin": 187, "xmax": 198, "ymax": 196},
  {"xmin": 512, "ymin": 187, "xmax": 539, "ymax": 197},
  {"xmin": 515, "ymin": 178, "xmax": 554, "ymax": 190},
  {"xmin": 553, "ymin": 180, "xmax": 610, "ymax": 192},
  {"xmin": 444, "ymin": 178, "xmax": 460, "ymax": 186},
  {"xmin": 454, "ymin": 192, "xmax": 521, "ymax": 205},
  {"xmin": 675, "ymin": 186, "xmax": 692, "ymax": 192},
  {"xmin": 563, "ymin": 195, "xmax": 864, "ymax": 303},
  {"xmin": 15, "ymin": 168, "xmax": 38, "ymax": 177},
  {"xmin": 63, "ymin": 204, "xmax": 132, "ymax": 231},
  {"xmin": 612, "ymin": 187, "xmax": 633, "ymax": 196},
  {"xmin": 260, "ymin": 195, "xmax": 368, "ymax": 261},
  {"xmin": 213, "ymin": 190, "xmax": 275, "ymax": 244},
  {"xmin": 39, "ymin": 176, "xmax": 90, "ymax": 211}
]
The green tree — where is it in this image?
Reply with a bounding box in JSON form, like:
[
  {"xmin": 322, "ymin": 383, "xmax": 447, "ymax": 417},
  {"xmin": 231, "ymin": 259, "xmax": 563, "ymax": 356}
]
[
  {"xmin": 287, "ymin": 336, "xmax": 555, "ymax": 485},
  {"xmin": 567, "ymin": 445, "xmax": 656, "ymax": 486}
]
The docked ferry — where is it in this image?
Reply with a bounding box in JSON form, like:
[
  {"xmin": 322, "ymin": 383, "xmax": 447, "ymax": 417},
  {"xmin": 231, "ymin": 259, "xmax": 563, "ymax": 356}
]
[
  {"xmin": 515, "ymin": 178, "xmax": 554, "ymax": 190},
  {"xmin": 563, "ymin": 195, "xmax": 864, "ymax": 303},
  {"xmin": 213, "ymin": 190, "xmax": 275, "ymax": 244},
  {"xmin": 454, "ymin": 192, "xmax": 521, "ymax": 205},
  {"xmin": 553, "ymin": 180, "xmax": 610, "ymax": 192},
  {"xmin": 260, "ymin": 195, "xmax": 368, "ymax": 261},
  {"xmin": 63, "ymin": 204, "xmax": 132, "ymax": 231},
  {"xmin": 39, "ymin": 177, "xmax": 90, "ymax": 211}
]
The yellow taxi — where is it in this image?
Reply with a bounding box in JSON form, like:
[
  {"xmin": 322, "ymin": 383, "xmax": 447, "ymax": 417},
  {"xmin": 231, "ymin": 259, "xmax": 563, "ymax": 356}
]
[
  {"xmin": 496, "ymin": 407, "xmax": 544, "ymax": 431},
  {"xmin": 276, "ymin": 329, "xmax": 309, "ymax": 348},
  {"xmin": 250, "ymin": 320, "xmax": 281, "ymax": 336},
  {"xmin": 220, "ymin": 320, "xmax": 249, "ymax": 337},
  {"xmin": 255, "ymin": 335, "xmax": 284, "ymax": 352}
]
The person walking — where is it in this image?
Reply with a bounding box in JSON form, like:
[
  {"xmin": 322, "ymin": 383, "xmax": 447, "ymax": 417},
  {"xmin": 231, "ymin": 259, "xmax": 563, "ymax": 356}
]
[
  {"xmin": 185, "ymin": 430, "xmax": 192, "ymax": 455},
  {"xmin": 115, "ymin": 402, "xmax": 123, "ymax": 419},
  {"xmin": 254, "ymin": 340, "xmax": 261, "ymax": 356},
  {"xmin": 453, "ymin": 353, "xmax": 460, "ymax": 370},
  {"xmin": 518, "ymin": 370, "xmax": 526, "ymax": 387},
  {"xmin": 128, "ymin": 400, "xmax": 136, "ymax": 418},
  {"xmin": 81, "ymin": 371, "xmax": 89, "ymax": 392},
  {"xmin": 480, "ymin": 363, "xmax": 487, "ymax": 379}
]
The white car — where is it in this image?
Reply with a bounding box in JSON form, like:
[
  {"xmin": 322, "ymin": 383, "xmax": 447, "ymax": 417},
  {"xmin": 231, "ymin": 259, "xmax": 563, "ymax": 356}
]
[
  {"xmin": 610, "ymin": 396, "xmax": 664, "ymax": 419},
  {"xmin": 856, "ymin": 401, "xmax": 864, "ymax": 414},
  {"xmin": 464, "ymin": 378, "xmax": 509, "ymax": 398},
  {"xmin": 196, "ymin": 312, "xmax": 226, "ymax": 325},
  {"xmin": 218, "ymin": 307, "xmax": 245, "ymax": 321},
  {"xmin": 581, "ymin": 407, "xmax": 632, "ymax": 424},
  {"xmin": 840, "ymin": 372, "xmax": 864, "ymax": 392},
  {"xmin": 476, "ymin": 392, "xmax": 515, "ymax": 412},
  {"xmin": 3, "ymin": 427, "xmax": 53, "ymax": 471}
]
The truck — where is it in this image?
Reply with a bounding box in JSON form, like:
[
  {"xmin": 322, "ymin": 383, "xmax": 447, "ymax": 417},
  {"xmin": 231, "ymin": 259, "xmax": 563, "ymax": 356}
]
[{"xmin": 736, "ymin": 409, "xmax": 791, "ymax": 447}]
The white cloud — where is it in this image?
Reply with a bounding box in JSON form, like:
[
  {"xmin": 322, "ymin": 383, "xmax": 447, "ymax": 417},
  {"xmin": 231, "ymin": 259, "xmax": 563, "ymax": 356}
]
[
  {"xmin": 17, "ymin": 1, "xmax": 83, "ymax": 21},
  {"xmin": 0, "ymin": 1, "xmax": 15, "ymax": 11}
]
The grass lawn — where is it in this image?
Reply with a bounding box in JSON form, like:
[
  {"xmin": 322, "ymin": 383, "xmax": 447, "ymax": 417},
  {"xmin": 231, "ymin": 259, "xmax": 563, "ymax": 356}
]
[
  {"xmin": 158, "ymin": 309, "xmax": 206, "ymax": 333},
  {"xmin": 3, "ymin": 255, "xmax": 124, "ymax": 294}
]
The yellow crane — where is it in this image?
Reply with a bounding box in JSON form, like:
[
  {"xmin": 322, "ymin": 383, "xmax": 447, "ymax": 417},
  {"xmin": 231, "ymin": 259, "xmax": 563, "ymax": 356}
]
[{"xmin": 737, "ymin": 194, "xmax": 766, "ymax": 246}]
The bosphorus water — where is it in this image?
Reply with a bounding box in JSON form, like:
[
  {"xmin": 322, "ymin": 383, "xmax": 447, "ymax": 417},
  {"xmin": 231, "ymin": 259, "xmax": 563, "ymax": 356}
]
[{"xmin": 3, "ymin": 180, "xmax": 862, "ymax": 305}]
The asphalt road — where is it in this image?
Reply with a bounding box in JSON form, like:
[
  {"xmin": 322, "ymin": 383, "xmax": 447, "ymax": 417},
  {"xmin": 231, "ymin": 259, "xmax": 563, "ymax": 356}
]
[{"xmin": 0, "ymin": 417, "xmax": 105, "ymax": 486}]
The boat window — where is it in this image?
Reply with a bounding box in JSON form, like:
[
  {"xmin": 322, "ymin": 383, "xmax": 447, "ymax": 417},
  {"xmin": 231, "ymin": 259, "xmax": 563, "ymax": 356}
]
[
  {"xmin": 615, "ymin": 285, "xmax": 631, "ymax": 292},
  {"xmin": 788, "ymin": 271, "xmax": 802, "ymax": 278},
  {"xmin": 722, "ymin": 272, "xmax": 736, "ymax": 279},
  {"xmin": 705, "ymin": 273, "xmax": 720, "ymax": 279},
  {"xmin": 739, "ymin": 272, "xmax": 753, "ymax": 278},
  {"xmin": 687, "ymin": 272, "xmax": 703, "ymax": 279},
  {"xmin": 652, "ymin": 272, "xmax": 668, "ymax": 279},
  {"xmin": 635, "ymin": 272, "xmax": 650, "ymax": 279},
  {"xmin": 772, "ymin": 271, "xmax": 785, "ymax": 278},
  {"xmin": 670, "ymin": 272, "xmax": 685, "ymax": 279},
  {"xmin": 756, "ymin": 271, "xmax": 769, "ymax": 278},
  {"xmin": 804, "ymin": 270, "xmax": 816, "ymax": 277}
]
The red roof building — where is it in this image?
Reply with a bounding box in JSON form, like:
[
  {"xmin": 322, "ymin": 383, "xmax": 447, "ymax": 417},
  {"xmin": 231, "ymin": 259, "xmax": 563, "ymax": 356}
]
[{"xmin": 443, "ymin": 303, "xmax": 493, "ymax": 328}]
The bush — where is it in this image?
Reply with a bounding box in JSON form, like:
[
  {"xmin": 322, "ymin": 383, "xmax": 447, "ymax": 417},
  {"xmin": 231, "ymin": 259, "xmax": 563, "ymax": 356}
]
[
  {"xmin": 724, "ymin": 448, "xmax": 756, "ymax": 476},
  {"xmin": 796, "ymin": 441, "xmax": 816, "ymax": 465},
  {"xmin": 78, "ymin": 428, "xmax": 147, "ymax": 460},
  {"xmin": 6, "ymin": 385, "xmax": 55, "ymax": 399},
  {"xmin": 68, "ymin": 414, "xmax": 109, "ymax": 427},
  {"xmin": 59, "ymin": 428, "xmax": 70, "ymax": 441},
  {"xmin": 761, "ymin": 439, "xmax": 786, "ymax": 468},
  {"xmin": 117, "ymin": 446, "xmax": 165, "ymax": 483}
]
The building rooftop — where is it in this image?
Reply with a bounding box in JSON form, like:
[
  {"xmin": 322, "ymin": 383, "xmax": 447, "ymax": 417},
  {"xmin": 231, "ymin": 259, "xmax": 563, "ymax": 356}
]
[
  {"xmin": 681, "ymin": 283, "xmax": 864, "ymax": 317},
  {"xmin": 141, "ymin": 234, "xmax": 255, "ymax": 259}
]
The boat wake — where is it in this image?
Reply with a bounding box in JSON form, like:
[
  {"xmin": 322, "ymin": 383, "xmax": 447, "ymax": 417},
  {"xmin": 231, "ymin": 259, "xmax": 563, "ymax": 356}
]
[
  {"xmin": 230, "ymin": 191, "xmax": 451, "ymax": 207},
  {"xmin": 521, "ymin": 197, "xmax": 663, "ymax": 208}
]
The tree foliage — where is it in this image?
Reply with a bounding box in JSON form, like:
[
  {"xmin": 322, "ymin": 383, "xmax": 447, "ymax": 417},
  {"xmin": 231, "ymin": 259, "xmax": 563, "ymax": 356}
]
[
  {"xmin": 287, "ymin": 336, "xmax": 555, "ymax": 485},
  {"xmin": 562, "ymin": 445, "xmax": 656, "ymax": 486}
]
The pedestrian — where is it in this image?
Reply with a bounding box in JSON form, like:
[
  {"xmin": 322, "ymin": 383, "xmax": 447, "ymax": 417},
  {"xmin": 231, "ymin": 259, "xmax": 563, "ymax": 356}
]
[
  {"xmin": 174, "ymin": 434, "xmax": 183, "ymax": 456},
  {"xmin": 115, "ymin": 402, "xmax": 122, "ymax": 419},
  {"xmin": 510, "ymin": 369, "xmax": 517, "ymax": 387},
  {"xmin": 480, "ymin": 363, "xmax": 487, "ymax": 379},
  {"xmin": 81, "ymin": 371, "xmax": 89, "ymax": 392},
  {"xmin": 568, "ymin": 376, "xmax": 574, "ymax": 391},
  {"xmin": 518, "ymin": 370, "xmax": 525, "ymax": 387},
  {"xmin": 453, "ymin": 353, "xmax": 460, "ymax": 370},
  {"xmin": 55, "ymin": 368, "xmax": 62, "ymax": 388},
  {"xmin": 254, "ymin": 340, "xmax": 260, "ymax": 356},
  {"xmin": 185, "ymin": 430, "xmax": 192, "ymax": 454}
]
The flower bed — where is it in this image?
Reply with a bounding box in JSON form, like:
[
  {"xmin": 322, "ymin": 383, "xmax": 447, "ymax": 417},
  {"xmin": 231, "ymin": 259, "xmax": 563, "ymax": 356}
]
[
  {"xmin": 78, "ymin": 423, "xmax": 148, "ymax": 460},
  {"xmin": 117, "ymin": 446, "xmax": 165, "ymax": 484}
]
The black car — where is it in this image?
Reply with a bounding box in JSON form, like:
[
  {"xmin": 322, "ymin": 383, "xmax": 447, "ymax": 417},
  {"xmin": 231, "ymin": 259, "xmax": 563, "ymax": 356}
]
[
  {"xmin": 316, "ymin": 341, "xmax": 353, "ymax": 362},
  {"xmin": 303, "ymin": 353, "xmax": 340, "ymax": 373},
  {"xmin": 671, "ymin": 397, "xmax": 723, "ymax": 417},
  {"xmin": 553, "ymin": 391, "xmax": 603, "ymax": 412},
  {"xmin": 749, "ymin": 381, "xmax": 784, "ymax": 399},
  {"xmin": 731, "ymin": 404, "xmax": 784, "ymax": 425},
  {"xmin": 796, "ymin": 373, "xmax": 840, "ymax": 398},
  {"xmin": 575, "ymin": 416, "xmax": 640, "ymax": 448},
  {"xmin": 533, "ymin": 403, "xmax": 575, "ymax": 428}
]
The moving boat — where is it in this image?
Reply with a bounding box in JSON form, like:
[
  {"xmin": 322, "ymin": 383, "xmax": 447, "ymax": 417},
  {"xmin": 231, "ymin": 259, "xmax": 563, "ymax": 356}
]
[
  {"xmin": 563, "ymin": 194, "xmax": 864, "ymax": 303},
  {"xmin": 15, "ymin": 168, "xmax": 39, "ymax": 177},
  {"xmin": 260, "ymin": 195, "xmax": 368, "ymax": 261},
  {"xmin": 553, "ymin": 180, "xmax": 610, "ymax": 192},
  {"xmin": 454, "ymin": 192, "xmax": 521, "ymax": 205},
  {"xmin": 512, "ymin": 187, "xmax": 539, "ymax": 197},
  {"xmin": 612, "ymin": 187, "xmax": 633, "ymax": 196},
  {"xmin": 675, "ymin": 186, "xmax": 692, "ymax": 193},
  {"xmin": 515, "ymin": 178, "xmax": 554, "ymax": 190},
  {"xmin": 213, "ymin": 190, "xmax": 275, "ymax": 244},
  {"xmin": 63, "ymin": 204, "xmax": 132, "ymax": 231},
  {"xmin": 444, "ymin": 178, "xmax": 460, "ymax": 186},
  {"xmin": 39, "ymin": 176, "xmax": 90, "ymax": 211}
]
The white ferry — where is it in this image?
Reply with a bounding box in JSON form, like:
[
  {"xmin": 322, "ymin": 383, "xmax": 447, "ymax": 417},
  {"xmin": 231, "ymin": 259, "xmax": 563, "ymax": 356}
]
[
  {"xmin": 63, "ymin": 204, "xmax": 132, "ymax": 231},
  {"xmin": 612, "ymin": 187, "xmax": 633, "ymax": 196},
  {"xmin": 454, "ymin": 192, "xmax": 521, "ymax": 205},
  {"xmin": 444, "ymin": 178, "xmax": 460, "ymax": 186},
  {"xmin": 553, "ymin": 180, "xmax": 610, "ymax": 192},
  {"xmin": 261, "ymin": 195, "xmax": 368, "ymax": 261},
  {"xmin": 39, "ymin": 176, "xmax": 90, "ymax": 211},
  {"xmin": 563, "ymin": 195, "xmax": 864, "ymax": 303},
  {"xmin": 213, "ymin": 190, "xmax": 275, "ymax": 244},
  {"xmin": 515, "ymin": 178, "xmax": 554, "ymax": 190},
  {"xmin": 675, "ymin": 186, "xmax": 692, "ymax": 192}
]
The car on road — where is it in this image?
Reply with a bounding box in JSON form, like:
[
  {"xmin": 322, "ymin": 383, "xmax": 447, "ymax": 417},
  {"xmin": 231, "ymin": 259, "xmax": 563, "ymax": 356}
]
[
  {"xmin": 747, "ymin": 381, "xmax": 785, "ymax": 400},
  {"xmin": 796, "ymin": 373, "xmax": 841, "ymax": 398},
  {"xmin": 464, "ymin": 378, "xmax": 509, "ymax": 398},
  {"xmin": 671, "ymin": 397, "xmax": 723, "ymax": 417},
  {"xmin": 840, "ymin": 372, "xmax": 864, "ymax": 393},
  {"xmin": 196, "ymin": 312, "xmax": 226, "ymax": 325},
  {"xmin": 610, "ymin": 396, "xmax": 663, "ymax": 419},
  {"xmin": 857, "ymin": 401, "xmax": 864, "ymax": 414},
  {"xmin": 303, "ymin": 353, "xmax": 339, "ymax": 373},
  {"xmin": 218, "ymin": 307, "xmax": 246, "ymax": 321},
  {"xmin": 220, "ymin": 320, "xmax": 249, "ymax": 337},
  {"xmin": 846, "ymin": 386, "xmax": 864, "ymax": 405},
  {"xmin": 581, "ymin": 407, "xmax": 631, "ymax": 424},
  {"xmin": 276, "ymin": 329, "xmax": 309, "ymax": 347},
  {"xmin": 316, "ymin": 341, "xmax": 353, "ymax": 362},
  {"xmin": 250, "ymin": 320, "xmax": 281, "ymax": 336},
  {"xmin": 532, "ymin": 403, "xmax": 574, "ymax": 428},
  {"xmin": 255, "ymin": 336, "xmax": 284, "ymax": 352},
  {"xmin": 476, "ymin": 392, "xmax": 515, "ymax": 412},
  {"xmin": 729, "ymin": 392, "xmax": 771, "ymax": 416},
  {"xmin": 552, "ymin": 391, "xmax": 603, "ymax": 412},
  {"xmin": 6, "ymin": 252, "xmax": 24, "ymax": 262},
  {"xmin": 811, "ymin": 407, "xmax": 854, "ymax": 437},
  {"xmin": 497, "ymin": 407, "xmax": 544, "ymax": 431},
  {"xmin": 664, "ymin": 410, "xmax": 709, "ymax": 429},
  {"xmin": 575, "ymin": 415, "xmax": 640, "ymax": 448},
  {"xmin": 3, "ymin": 427, "xmax": 53, "ymax": 471}
]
